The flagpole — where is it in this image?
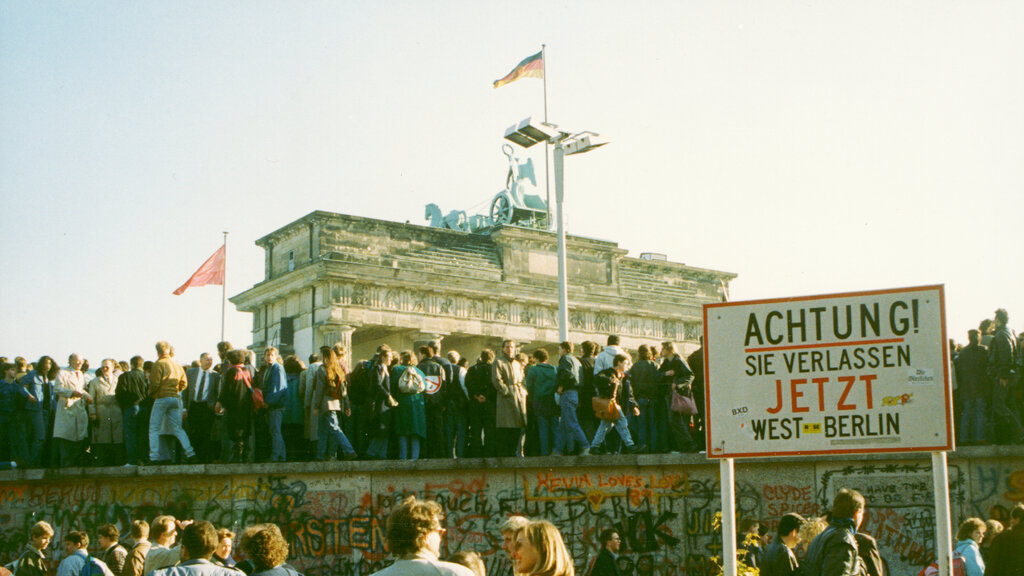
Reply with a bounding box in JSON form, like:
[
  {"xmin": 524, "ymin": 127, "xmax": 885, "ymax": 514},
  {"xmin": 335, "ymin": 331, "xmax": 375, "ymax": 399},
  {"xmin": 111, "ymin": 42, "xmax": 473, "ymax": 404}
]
[
  {"xmin": 542, "ymin": 43, "xmax": 552, "ymax": 230},
  {"xmin": 221, "ymin": 231, "xmax": 228, "ymax": 342}
]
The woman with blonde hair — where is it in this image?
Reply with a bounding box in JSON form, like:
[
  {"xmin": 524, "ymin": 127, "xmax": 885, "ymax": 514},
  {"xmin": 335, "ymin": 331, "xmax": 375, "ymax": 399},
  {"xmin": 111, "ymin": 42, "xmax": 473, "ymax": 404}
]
[
  {"xmin": 514, "ymin": 520, "xmax": 573, "ymax": 576},
  {"xmin": 798, "ymin": 516, "xmax": 829, "ymax": 555}
]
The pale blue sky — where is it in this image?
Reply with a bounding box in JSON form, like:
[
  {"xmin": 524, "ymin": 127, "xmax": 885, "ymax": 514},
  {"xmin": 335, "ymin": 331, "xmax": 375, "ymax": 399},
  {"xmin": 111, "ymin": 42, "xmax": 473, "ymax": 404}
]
[{"xmin": 2, "ymin": 1, "xmax": 1022, "ymax": 365}]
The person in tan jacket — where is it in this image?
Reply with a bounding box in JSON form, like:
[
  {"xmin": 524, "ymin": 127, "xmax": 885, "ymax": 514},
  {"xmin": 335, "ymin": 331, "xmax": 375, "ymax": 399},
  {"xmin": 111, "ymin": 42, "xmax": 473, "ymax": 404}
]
[
  {"xmin": 122, "ymin": 521, "xmax": 151, "ymax": 576},
  {"xmin": 148, "ymin": 341, "xmax": 196, "ymax": 464},
  {"xmin": 491, "ymin": 340, "xmax": 527, "ymax": 457}
]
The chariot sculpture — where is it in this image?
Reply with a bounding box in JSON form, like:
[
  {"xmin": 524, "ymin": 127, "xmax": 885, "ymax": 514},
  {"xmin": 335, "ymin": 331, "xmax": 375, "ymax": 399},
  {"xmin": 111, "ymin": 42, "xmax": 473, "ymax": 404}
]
[{"xmin": 426, "ymin": 144, "xmax": 550, "ymax": 233}]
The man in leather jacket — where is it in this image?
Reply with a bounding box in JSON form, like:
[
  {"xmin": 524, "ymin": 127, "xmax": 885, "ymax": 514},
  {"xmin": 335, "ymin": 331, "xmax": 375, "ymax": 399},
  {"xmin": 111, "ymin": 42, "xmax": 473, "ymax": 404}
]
[{"xmin": 803, "ymin": 489, "xmax": 866, "ymax": 576}]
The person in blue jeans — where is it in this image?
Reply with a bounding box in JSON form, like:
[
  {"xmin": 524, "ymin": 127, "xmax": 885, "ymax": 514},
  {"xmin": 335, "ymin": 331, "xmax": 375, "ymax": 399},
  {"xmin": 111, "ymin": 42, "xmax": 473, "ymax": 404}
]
[
  {"xmin": 589, "ymin": 353, "xmax": 643, "ymax": 455},
  {"xmin": 261, "ymin": 348, "xmax": 289, "ymax": 462},
  {"xmin": 313, "ymin": 346, "xmax": 357, "ymax": 461},
  {"xmin": 630, "ymin": 345, "xmax": 664, "ymax": 453},
  {"xmin": 18, "ymin": 356, "xmax": 55, "ymax": 467},
  {"xmin": 525, "ymin": 349, "xmax": 559, "ymax": 456},
  {"xmin": 555, "ymin": 342, "xmax": 590, "ymax": 456},
  {"xmin": 444, "ymin": 352, "xmax": 469, "ymax": 459}
]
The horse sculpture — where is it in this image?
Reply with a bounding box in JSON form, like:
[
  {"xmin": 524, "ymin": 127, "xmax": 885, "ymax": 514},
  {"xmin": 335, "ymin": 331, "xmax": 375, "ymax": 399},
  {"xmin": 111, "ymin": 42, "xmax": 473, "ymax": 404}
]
[{"xmin": 425, "ymin": 204, "xmax": 469, "ymax": 232}]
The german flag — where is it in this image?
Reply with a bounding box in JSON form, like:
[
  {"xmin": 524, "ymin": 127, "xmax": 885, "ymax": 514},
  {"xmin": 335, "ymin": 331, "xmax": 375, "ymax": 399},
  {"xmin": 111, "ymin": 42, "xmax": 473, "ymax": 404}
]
[{"xmin": 493, "ymin": 51, "xmax": 543, "ymax": 88}]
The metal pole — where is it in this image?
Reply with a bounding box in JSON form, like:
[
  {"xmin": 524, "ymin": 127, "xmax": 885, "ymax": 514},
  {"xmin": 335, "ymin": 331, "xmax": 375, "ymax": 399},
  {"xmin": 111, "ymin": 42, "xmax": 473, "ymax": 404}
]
[
  {"xmin": 932, "ymin": 451, "xmax": 953, "ymax": 576},
  {"xmin": 554, "ymin": 141, "xmax": 568, "ymax": 342},
  {"xmin": 542, "ymin": 43, "xmax": 552, "ymax": 230},
  {"xmin": 221, "ymin": 231, "xmax": 228, "ymax": 342},
  {"xmin": 720, "ymin": 458, "xmax": 737, "ymax": 576}
]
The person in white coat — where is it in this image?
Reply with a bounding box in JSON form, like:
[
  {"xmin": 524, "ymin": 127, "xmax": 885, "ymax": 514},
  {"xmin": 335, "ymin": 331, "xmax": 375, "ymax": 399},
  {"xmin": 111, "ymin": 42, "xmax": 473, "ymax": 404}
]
[
  {"xmin": 593, "ymin": 335, "xmax": 626, "ymax": 375},
  {"xmin": 53, "ymin": 354, "xmax": 92, "ymax": 466}
]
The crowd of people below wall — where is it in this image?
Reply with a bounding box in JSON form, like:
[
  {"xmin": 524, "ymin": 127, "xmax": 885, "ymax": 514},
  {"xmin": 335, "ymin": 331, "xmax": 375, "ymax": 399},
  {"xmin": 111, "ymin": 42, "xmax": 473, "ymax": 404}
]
[
  {"xmin": 735, "ymin": 492, "xmax": 1024, "ymax": 576},
  {"xmin": 5, "ymin": 493, "xmax": 1023, "ymax": 576},
  {"xmin": 7, "ymin": 516, "xmax": 310, "ymax": 576},
  {"xmin": 0, "ymin": 306, "xmax": 1020, "ymax": 469}
]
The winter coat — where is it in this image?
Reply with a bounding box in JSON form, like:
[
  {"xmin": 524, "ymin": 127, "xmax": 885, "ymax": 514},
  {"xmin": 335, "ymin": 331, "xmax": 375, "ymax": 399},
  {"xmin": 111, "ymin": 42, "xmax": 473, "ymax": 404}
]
[
  {"xmin": 302, "ymin": 363, "xmax": 321, "ymax": 440},
  {"xmin": 988, "ymin": 325, "xmax": 1017, "ymax": 380},
  {"xmin": 955, "ymin": 343, "xmax": 989, "ymax": 397},
  {"xmin": 629, "ymin": 359, "xmax": 662, "ymax": 400},
  {"xmin": 556, "ymin": 354, "xmax": 582, "ymax": 392},
  {"xmin": 390, "ymin": 365, "xmax": 426, "ymax": 438},
  {"xmin": 88, "ymin": 373, "xmax": 123, "ymax": 444},
  {"xmin": 492, "ymin": 355, "xmax": 527, "ymax": 428},
  {"xmin": 595, "ymin": 368, "xmax": 638, "ymax": 413},
  {"xmin": 218, "ymin": 365, "xmax": 254, "ymax": 442},
  {"xmin": 525, "ymin": 363, "xmax": 558, "ymax": 417},
  {"xmin": 593, "ymin": 345, "xmax": 626, "ymax": 375},
  {"xmin": 802, "ymin": 519, "xmax": 860, "ymax": 576},
  {"xmin": 53, "ymin": 368, "xmax": 90, "ymax": 442}
]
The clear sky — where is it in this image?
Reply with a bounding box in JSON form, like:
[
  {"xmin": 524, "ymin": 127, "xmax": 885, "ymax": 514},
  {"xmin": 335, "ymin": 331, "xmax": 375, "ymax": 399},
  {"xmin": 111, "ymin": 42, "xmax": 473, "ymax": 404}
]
[{"xmin": 2, "ymin": 1, "xmax": 1022, "ymax": 366}]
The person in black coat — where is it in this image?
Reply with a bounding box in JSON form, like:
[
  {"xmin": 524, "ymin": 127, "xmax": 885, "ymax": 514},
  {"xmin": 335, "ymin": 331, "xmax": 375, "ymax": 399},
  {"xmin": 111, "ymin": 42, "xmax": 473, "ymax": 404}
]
[
  {"xmin": 659, "ymin": 342, "xmax": 697, "ymax": 452},
  {"xmin": 114, "ymin": 356, "xmax": 150, "ymax": 466},
  {"xmin": 216, "ymin": 349, "xmax": 254, "ymax": 463},
  {"xmin": 629, "ymin": 345, "xmax": 662, "ymax": 454},
  {"xmin": 588, "ymin": 354, "xmax": 642, "ymax": 455},
  {"xmin": 578, "ymin": 341, "xmax": 599, "ymax": 440},
  {"xmin": 761, "ymin": 513, "xmax": 806, "ymax": 576},
  {"xmin": 686, "ymin": 340, "xmax": 706, "ymax": 449},
  {"xmin": 418, "ymin": 347, "xmax": 446, "ymax": 458},
  {"xmin": 464, "ymin": 350, "xmax": 495, "ymax": 458},
  {"xmin": 803, "ymin": 489, "xmax": 865, "ymax": 576},
  {"xmin": 364, "ymin": 346, "xmax": 393, "ymax": 460},
  {"xmin": 590, "ymin": 528, "xmax": 622, "ymax": 576},
  {"xmin": 989, "ymin": 308, "xmax": 1024, "ymax": 444}
]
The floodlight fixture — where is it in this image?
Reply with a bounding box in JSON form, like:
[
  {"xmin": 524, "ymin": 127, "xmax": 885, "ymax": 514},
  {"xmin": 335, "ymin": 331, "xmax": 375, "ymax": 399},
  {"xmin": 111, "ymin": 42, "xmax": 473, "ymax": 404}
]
[
  {"xmin": 504, "ymin": 117, "xmax": 561, "ymax": 148},
  {"xmin": 562, "ymin": 131, "xmax": 609, "ymax": 156}
]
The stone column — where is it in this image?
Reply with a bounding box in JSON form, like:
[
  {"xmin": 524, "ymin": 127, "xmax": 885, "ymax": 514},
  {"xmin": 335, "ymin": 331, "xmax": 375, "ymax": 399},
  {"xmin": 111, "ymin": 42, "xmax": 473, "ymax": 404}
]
[
  {"xmin": 413, "ymin": 333, "xmax": 448, "ymax": 354},
  {"xmin": 319, "ymin": 324, "xmax": 357, "ymax": 354}
]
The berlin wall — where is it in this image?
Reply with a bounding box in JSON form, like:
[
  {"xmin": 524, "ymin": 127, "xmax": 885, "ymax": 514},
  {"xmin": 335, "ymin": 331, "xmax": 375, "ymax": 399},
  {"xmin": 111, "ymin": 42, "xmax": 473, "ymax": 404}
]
[{"xmin": 1, "ymin": 448, "xmax": 1021, "ymax": 576}]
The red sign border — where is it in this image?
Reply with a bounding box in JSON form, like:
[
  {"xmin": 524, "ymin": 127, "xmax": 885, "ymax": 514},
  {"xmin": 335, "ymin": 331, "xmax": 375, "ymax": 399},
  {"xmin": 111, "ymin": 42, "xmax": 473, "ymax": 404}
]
[{"xmin": 702, "ymin": 284, "xmax": 952, "ymax": 459}]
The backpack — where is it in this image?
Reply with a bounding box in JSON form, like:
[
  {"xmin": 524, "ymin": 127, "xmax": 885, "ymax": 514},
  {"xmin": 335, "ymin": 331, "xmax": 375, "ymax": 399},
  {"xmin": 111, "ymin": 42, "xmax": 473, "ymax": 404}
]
[
  {"xmin": 347, "ymin": 361, "xmax": 374, "ymax": 405},
  {"xmin": 397, "ymin": 368, "xmax": 426, "ymax": 394},
  {"xmin": 245, "ymin": 378, "xmax": 266, "ymax": 412},
  {"xmin": 918, "ymin": 548, "xmax": 967, "ymax": 576},
  {"xmin": 79, "ymin": 557, "xmax": 105, "ymax": 576}
]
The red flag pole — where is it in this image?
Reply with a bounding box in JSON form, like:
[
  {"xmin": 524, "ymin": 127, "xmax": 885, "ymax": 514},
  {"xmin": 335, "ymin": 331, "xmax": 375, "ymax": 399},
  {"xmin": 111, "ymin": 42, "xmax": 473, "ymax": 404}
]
[{"xmin": 221, "ymin": 231, "xmax": 228, "ymax": 342}]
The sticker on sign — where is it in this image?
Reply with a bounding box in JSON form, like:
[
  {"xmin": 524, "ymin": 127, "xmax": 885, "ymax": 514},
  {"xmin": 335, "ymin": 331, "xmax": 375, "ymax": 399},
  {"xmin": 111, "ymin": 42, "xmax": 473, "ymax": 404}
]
[{"xmin": 702, "ymin": 285, "xmax": 952, "ymax": 458}]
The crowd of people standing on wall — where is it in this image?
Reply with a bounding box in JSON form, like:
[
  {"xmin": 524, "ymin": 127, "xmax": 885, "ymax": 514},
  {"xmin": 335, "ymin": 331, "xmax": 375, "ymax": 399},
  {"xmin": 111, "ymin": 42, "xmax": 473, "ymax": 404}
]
[
  {"xmin": 951, "ymin": 308, "xmax": 1024, "ymax": 446},
  {"xmin": 0, "ymin": 334, "xmax": 707, "ymax": 467},
  {"xmin": 0, "ymin": 305, "xmax": 1021, "ymax": 468}
]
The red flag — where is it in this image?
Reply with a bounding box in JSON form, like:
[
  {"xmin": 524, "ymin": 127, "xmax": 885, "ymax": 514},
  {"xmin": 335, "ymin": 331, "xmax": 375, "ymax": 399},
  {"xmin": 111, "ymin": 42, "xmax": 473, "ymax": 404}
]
[{"xmin": 173, "ymin": 245, "xmax": 225, "ymax": 295}]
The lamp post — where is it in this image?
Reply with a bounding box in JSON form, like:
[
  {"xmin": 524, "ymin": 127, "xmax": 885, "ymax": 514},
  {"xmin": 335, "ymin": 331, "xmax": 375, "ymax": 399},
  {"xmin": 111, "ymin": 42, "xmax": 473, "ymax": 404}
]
[{"xmin": 504, "ymin": 118, "xmax": 607, "ymax": 342}]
